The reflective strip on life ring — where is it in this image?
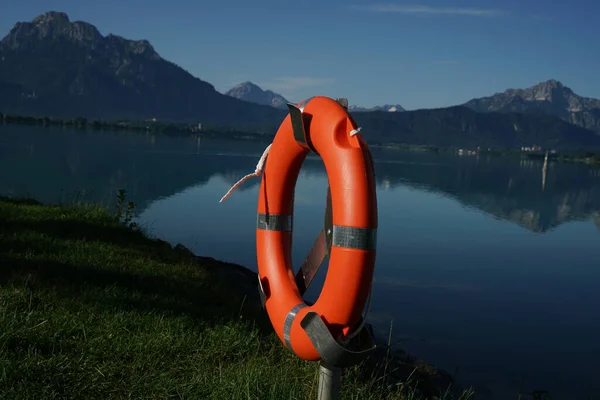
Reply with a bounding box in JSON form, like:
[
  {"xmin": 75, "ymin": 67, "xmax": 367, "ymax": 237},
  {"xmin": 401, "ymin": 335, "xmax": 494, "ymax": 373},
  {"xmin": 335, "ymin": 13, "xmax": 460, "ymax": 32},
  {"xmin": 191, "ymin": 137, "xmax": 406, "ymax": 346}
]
[{"xmin": 256, "ymin": 96, "xmax": 378, "ymax": 361}]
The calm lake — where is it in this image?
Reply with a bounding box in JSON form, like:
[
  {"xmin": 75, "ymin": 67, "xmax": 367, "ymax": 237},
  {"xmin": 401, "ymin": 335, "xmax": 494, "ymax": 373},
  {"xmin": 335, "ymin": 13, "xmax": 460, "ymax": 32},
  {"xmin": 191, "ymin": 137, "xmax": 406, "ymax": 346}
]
[{"xmin": 2, "ymin": 124, "xmax": 600, "ymax": 399}]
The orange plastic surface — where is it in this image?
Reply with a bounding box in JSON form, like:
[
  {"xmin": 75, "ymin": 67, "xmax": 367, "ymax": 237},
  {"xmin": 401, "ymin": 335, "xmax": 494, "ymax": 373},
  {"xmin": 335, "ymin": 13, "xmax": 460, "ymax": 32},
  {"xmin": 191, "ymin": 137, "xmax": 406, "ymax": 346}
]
[{"xmin": 256, "ymin": 96, "xmax": 378, "ymax": 361}]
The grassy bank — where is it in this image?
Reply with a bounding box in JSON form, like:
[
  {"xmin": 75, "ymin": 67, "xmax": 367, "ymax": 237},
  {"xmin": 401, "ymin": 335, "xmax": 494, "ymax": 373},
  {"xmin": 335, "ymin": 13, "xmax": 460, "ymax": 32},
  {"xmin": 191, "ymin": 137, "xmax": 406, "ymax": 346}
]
[{"xmin": 0, "ymin": 197, "xmax": 472, "ymax": 399}]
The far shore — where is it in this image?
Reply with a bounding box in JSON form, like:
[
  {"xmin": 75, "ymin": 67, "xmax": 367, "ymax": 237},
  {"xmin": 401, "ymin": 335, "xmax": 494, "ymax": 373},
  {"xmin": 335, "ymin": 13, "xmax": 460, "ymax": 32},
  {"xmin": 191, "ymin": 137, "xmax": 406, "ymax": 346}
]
[{"xmin": 3, "ymin": 111, "xmax": 599, "ymax": 166}]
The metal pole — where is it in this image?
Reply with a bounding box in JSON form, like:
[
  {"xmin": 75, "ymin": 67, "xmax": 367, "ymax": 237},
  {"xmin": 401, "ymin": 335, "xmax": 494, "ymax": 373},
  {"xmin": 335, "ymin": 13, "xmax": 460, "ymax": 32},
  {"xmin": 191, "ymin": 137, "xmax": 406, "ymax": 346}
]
[{"xmin": 317, "ymin": 362, "xmax": 341, "ymax": 400}]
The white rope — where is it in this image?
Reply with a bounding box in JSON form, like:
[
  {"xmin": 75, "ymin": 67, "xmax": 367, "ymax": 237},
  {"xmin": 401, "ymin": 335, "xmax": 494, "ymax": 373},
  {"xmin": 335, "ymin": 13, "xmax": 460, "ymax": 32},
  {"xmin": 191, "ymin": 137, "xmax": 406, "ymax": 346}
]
[
  {"xmin": 219, "ymin": 143, "xmax": 272, "ymax": 203},
  {"xmin": 349, "ymin": 127, "xmax": 362, "ymax": 136},
  {"xmin": 219, "ymin": 125, "xmax": 360, "ymax": 203}
]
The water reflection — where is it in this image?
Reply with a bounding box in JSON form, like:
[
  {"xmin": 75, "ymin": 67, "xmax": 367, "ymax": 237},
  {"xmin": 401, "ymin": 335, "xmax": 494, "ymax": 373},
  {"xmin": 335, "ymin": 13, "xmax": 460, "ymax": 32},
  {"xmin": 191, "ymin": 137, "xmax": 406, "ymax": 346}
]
[
  {"xmin": 2, "ymin": 125, "xmax": 600, "ymax": 234},
  {"xmin": 370, "ymin": 151, "xmax": 600, "ymax": 233}
]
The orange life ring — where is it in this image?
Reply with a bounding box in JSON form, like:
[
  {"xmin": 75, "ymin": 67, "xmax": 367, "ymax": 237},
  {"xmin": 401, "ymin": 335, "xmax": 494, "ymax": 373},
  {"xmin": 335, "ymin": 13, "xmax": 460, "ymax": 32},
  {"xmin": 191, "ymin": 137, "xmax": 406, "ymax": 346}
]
[{"xmin": 256, "ymin": 96, "xmax": 378, "ymax": 361}]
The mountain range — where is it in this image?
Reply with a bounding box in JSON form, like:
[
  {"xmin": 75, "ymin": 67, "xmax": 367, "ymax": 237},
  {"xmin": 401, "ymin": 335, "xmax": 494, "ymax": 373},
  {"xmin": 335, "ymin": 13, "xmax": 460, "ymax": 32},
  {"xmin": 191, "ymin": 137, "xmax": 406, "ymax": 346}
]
[
  {"xmin": 349, "ymin": 105, "xmax": 600, "ymax": 149},
  {"xmin": 0, "ymin": 11, "xmax": 284, "ymax": 132},
  {"xmin": 226, "ymin": 79, "xmax": 600, "ymax": 135},
  {"xmin": 1, "ymin": 11, "xmax": 600, "ymax": 150},
  {"xmin": 348, "ymin": 104, "xmax": 406, "ymax": 112},
  {"xmin": 224, "ymin": 82, "xmax": 289, "ymax": 110},
  {"xmin": 464, "ymin": 79, "xmax": 600, "ymax": 133},
  {"xmin": 224, "ymin": 81, "xmax": 405, "ymax": 112}
]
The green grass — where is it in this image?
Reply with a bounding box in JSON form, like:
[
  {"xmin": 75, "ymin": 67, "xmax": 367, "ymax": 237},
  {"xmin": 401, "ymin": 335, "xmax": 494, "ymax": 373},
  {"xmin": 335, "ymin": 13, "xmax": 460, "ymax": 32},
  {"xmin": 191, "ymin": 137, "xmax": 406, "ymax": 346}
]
[{"xmin": 0, "ymin": 197, "xmax": 473, "ymax": 399}]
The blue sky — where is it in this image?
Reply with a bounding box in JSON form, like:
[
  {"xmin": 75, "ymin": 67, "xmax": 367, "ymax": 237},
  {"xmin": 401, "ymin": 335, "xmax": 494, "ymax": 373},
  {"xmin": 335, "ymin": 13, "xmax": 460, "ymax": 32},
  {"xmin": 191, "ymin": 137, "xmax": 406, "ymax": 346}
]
[{"xmin": 1, "ymin": 0, "xmax": 599, "ymax": 110}]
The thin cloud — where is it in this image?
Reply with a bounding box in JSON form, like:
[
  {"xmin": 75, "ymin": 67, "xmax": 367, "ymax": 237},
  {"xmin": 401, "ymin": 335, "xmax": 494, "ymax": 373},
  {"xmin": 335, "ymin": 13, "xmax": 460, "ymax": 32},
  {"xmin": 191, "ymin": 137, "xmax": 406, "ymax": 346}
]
[
  {"xmin": 353, "ymin": 4, "xmax": 506, "ymax": 16},
  {"xmin": 259, "ymin": 77, "xmax": 334, "ymax": 92}
]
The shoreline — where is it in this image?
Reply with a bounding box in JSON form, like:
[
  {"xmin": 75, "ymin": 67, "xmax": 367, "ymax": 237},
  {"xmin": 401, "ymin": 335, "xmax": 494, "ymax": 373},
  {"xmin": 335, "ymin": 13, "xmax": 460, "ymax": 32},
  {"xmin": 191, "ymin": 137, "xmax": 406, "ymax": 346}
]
[
  {"xmin": 370, "ymin": 143, "xmax": 600, "ymax": 166},
  {"xmin": 194, "ymin": 251, "xmax": 470, "ymax": 398},
  {"xmin": 0, "ymin": 196, "xmax": 472, "ymax": 399},
  {"xmin": 3, "ymin": 114, "xmax": 600, "ymax": 166},
  {"xmin": 0, "ymin": 113, "xmax": 274, "ymax": 142}
]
